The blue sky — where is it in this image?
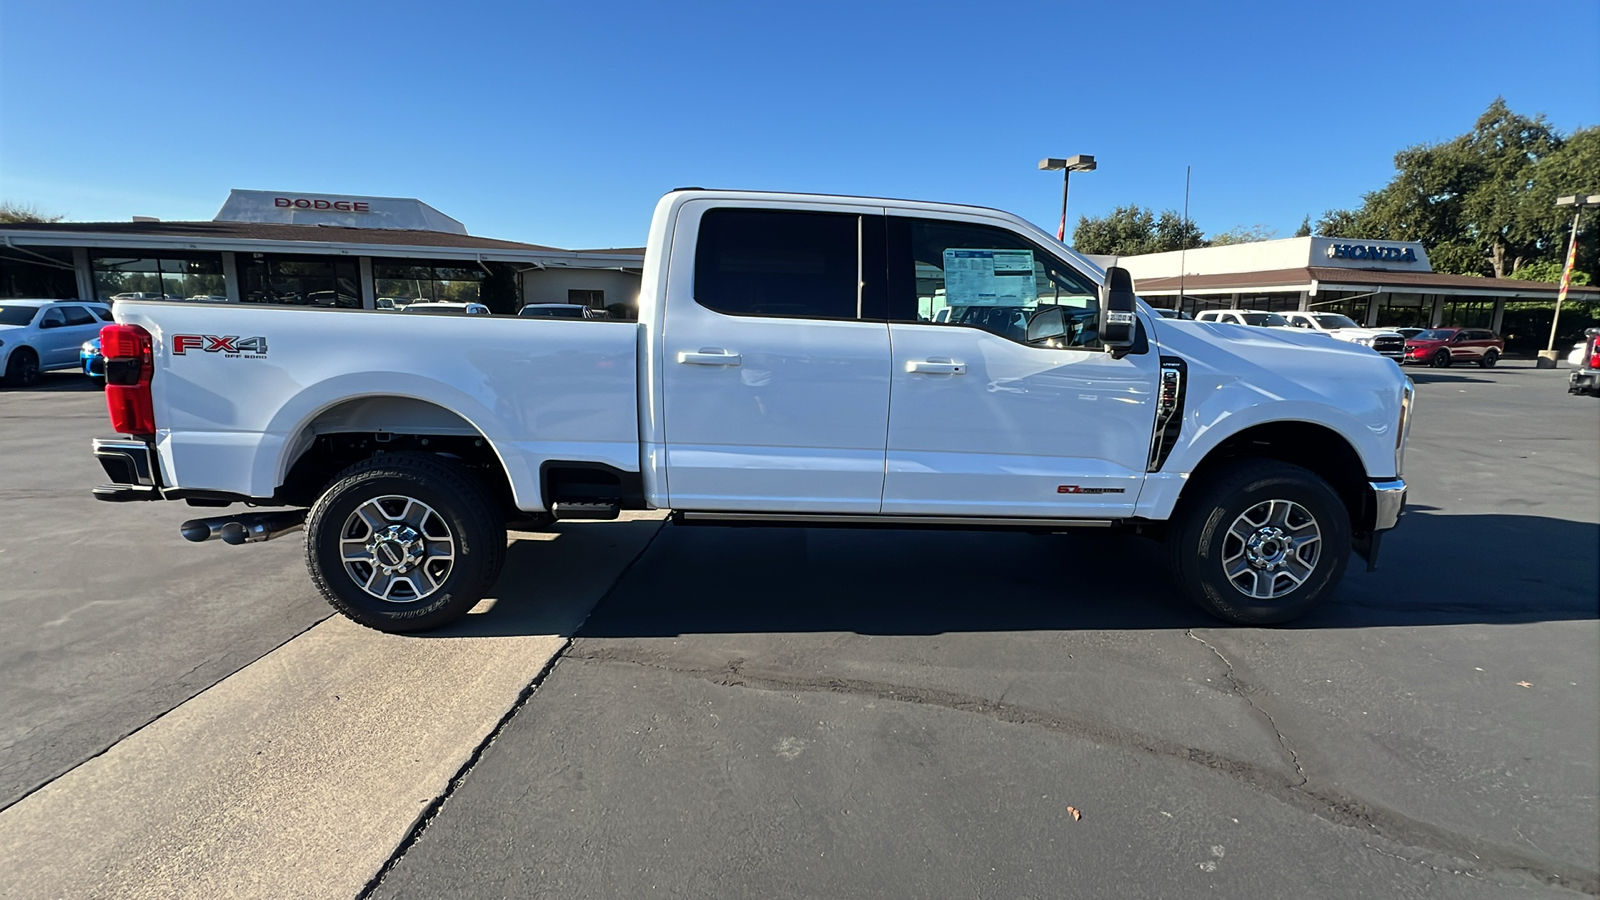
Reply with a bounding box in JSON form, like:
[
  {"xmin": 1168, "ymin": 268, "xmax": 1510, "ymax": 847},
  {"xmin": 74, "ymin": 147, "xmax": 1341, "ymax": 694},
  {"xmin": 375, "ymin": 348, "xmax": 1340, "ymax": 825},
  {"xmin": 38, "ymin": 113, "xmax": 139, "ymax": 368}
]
[{"xmin": 2, "ymin": 0, "xmax": 1597, "ymax": 250}]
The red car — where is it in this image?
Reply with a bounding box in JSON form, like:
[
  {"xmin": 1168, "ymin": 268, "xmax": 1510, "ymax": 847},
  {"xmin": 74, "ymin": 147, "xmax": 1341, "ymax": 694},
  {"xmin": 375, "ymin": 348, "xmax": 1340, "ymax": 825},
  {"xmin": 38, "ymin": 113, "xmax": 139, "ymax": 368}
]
[{"xmin": 1403, "ymin": 327, "xmax": 1504, "ymax": 368}]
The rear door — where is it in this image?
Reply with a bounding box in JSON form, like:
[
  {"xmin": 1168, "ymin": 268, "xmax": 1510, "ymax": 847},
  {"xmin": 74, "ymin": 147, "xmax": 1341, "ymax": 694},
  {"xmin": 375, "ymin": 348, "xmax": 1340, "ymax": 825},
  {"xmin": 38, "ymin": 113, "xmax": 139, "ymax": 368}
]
[
  {"xmin": 34, "ymin": 306, "xmax": 75, "ymax": 367},
  {"xmin": 659, "ymin": 202, "xmax": 892, "ymax": 512},
  {"xmin": 58, "ymin": 305, "xmax": 102, "ymax": 366}
]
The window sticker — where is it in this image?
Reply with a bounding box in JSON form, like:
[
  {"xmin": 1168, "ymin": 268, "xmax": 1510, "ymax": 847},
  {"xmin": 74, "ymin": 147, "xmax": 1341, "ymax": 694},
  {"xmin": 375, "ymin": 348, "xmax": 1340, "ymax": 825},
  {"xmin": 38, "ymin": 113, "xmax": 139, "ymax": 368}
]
[{"xmin": 942, "ymin": 249, "xmax": 1038, "ymax": 307}]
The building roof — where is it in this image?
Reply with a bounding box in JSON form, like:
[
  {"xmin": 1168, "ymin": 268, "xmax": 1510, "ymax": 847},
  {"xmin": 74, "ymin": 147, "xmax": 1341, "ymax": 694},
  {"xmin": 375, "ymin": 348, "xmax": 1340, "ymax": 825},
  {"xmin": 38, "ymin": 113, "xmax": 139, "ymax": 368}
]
[
  {"xmin": 1134, "ymin": 266, "xmax": 1600, "ymax": 298},
  {"xmin": 0, "ymin": 219, "xmax": 565, "ymax": 253}
]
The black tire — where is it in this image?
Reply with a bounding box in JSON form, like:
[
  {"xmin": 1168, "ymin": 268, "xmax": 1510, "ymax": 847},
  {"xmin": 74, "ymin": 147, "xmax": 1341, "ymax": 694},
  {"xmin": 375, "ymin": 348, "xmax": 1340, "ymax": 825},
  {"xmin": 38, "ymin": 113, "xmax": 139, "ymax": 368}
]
[
  {"xmin": 1479, "ymin": 349, "xmax": 1498, "ymax": 368},
  {"xmin": 305, "ymin": 453, "xmax": 507, "ymax": 633},
  {"xmin": 1432, "ymin": 349, "xmax": 1451, "ymax": 368},
  {"xmin": 3, "ymin": 348, "xmax": 40, "ymax": 387},
  {"xmin": 1166, "ymin": 459, "xmax": 1351, "ymax": 625}
]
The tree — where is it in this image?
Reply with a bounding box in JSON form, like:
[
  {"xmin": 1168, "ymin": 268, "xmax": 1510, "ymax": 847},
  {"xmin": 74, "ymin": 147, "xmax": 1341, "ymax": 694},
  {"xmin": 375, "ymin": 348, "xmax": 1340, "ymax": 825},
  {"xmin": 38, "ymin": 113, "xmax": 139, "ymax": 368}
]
[
  {"xmin": 1072, "ymin": 205, "xmax": 1206, "ymax": 255},
  {"xmin": 1211, "ymin": 224, "xmax": 1279, "ymax": 246},
  {"xmin": 0, "ymin": 201, "xmax": 63, "ymax": 224},
  {"xmin": 1314, "ymin": 208, "xmax": 1363, "ymax": 238},
  {"xmin": 1072, "ymin": 205, "xmax": 1156, "ymax": 256},
  {"xmin": 1313, "ymin": 98, "xmax": 1590, "ymax": 278},
  {"xmin": 1506, "ymin": 259, "xmax": 1591, "ymax": 285},
  {"xmin": 1294, "ymin": 216, "xmax": 1312, "ymax": 238}
]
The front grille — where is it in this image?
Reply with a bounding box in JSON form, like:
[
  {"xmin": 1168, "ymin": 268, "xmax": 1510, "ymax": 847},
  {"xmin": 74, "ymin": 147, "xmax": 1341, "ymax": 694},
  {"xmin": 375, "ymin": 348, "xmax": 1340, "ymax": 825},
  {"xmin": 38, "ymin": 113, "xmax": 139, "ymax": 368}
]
[{"xmin": 1373, "ymin": 336, "xmax": 1405, "ymax": 355}]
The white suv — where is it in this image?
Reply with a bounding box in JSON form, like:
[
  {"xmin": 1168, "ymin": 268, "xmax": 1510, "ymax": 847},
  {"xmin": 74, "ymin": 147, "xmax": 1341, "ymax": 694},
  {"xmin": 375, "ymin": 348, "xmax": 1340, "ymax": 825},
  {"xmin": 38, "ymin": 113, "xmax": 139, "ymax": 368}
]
[
  {"xmin": 1, "ymin": 299, "xmax": 114, "ymax": 387},
  {"xmin": 1194, "ymin": 309, "xmax": 1302, "ymax": 331},
  {"xmin": 1281, "ymin": 312, "xmax": 1406, "ymax": 359}
]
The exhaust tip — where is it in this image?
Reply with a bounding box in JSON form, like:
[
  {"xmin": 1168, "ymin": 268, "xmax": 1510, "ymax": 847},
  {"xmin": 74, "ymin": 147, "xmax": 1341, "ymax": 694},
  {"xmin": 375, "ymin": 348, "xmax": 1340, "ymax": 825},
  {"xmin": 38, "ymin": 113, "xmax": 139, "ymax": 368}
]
[
  {"xmin": 219, "ymin": 522, "xmax": 249, "ymax": 545},
  {"xmin": 180, "ymin": 520, "xmax": 215, "ymax": 543}
]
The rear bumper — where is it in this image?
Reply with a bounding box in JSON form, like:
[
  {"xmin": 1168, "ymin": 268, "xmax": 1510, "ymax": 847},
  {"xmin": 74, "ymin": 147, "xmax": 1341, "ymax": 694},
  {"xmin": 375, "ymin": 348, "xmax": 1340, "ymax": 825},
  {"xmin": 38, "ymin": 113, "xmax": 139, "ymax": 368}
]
[
  {"xmin": 91, "ymin": 437, "xmax": 162, "ymax": 501},
  {"xmin": 1570, "ymin": 369, "xmax": 1600, "ymax": 396}
]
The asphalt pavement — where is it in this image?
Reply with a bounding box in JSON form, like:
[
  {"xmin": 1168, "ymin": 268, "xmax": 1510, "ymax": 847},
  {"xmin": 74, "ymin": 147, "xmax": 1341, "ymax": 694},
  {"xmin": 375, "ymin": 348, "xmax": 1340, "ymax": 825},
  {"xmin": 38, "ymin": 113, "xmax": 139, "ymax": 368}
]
[
  {"xmin": 372, "ymin": 363, "xmax": 1599, "ymax": 899},
  {"xmin": 1, "ymin": 363, "xmax": 1595, "ymax": 899}
]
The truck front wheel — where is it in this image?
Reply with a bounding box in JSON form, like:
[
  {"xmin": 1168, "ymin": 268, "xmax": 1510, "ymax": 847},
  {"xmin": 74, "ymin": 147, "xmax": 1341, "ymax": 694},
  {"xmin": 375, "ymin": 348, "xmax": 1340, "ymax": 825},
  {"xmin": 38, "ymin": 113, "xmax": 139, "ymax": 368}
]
[
  {"xmin": 305, "ymin": 453, "xmax": 506, "ymax": 633},
  {"xmin": 1166, "ymin": 460, "xmax": 1350, "ymax": 625}
]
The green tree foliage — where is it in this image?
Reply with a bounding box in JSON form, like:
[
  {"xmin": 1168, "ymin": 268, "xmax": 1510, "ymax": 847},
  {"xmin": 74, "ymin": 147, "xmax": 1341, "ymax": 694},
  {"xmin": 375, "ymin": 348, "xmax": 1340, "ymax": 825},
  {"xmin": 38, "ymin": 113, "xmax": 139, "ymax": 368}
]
[
  {"xmin": 1211, "ymin": 224, "xmax": 1279, "ymax": 246},
  {"xmin": 1315, "ymin": 99, "xmax": 1597, "ymax": 279},
  {"xmin": 1506, "ymin": 259, "xmax": 1591, "ymax": 285},
  {"xmin": 0, "ymin": 201, "xmax": 63, "ymax": 223},
  {"xmin": 1294, "ymin": 216, "xmax": 1312, "ymax": 238},
  {"xmin": 1073, "ymin": 205, "xmax": 1206, "ymax": 255}
]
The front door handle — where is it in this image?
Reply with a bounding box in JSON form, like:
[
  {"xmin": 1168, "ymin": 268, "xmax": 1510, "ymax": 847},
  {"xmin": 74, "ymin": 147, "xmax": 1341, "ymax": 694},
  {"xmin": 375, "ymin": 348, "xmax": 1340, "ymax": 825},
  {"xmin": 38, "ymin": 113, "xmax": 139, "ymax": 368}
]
[
  {"xmin": 678, "ymin": 349, "xmax": 742, "ymax": 366},
  {"xmin": 906, "ymin": 358, "xmax": 966, "ymax": 375}
]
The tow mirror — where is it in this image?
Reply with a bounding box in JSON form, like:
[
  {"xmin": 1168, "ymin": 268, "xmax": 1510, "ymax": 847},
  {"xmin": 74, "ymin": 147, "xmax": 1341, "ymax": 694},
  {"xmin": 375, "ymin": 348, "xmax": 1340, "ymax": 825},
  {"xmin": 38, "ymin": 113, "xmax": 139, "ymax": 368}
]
[{"xmin": 1097, "ymin": 266, "xmax": 1138, "ymax": 356}]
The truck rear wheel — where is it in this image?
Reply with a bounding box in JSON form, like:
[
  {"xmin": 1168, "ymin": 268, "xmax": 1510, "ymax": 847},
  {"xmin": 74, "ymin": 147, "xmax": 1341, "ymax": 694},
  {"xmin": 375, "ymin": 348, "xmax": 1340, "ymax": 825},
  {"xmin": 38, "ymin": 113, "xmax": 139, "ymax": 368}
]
[
  {"xmin": 305, "ymin": 453, "xmax": 506, "ymax": 633},
  {"xmin": 1166, "ymin": 460, "xmax": 1350, "ymax": 625}
]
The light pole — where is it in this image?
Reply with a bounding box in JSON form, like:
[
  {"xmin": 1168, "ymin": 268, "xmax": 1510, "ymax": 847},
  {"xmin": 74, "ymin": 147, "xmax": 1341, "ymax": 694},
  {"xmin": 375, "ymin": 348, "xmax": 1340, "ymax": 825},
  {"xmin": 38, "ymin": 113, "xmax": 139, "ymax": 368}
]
[
  {"xmin": 1039, "ymin": 155, "xmax": 1097, "ymax": 242},
  {"xmin": 1540, "ymin": 193, "xmax": 1600, "ymax": 367}
]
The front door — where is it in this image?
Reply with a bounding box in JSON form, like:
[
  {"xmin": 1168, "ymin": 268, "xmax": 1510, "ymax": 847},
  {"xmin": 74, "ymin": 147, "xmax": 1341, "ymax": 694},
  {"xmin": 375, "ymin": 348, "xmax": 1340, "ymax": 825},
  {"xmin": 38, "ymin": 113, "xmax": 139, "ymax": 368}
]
[
  {"xmin": 660, "ymin": 203, "xmax": 892, "ymax": 513},
  {"xmin": 881, "ymin": 215, "xmax": 1158, "ymax": 518}
]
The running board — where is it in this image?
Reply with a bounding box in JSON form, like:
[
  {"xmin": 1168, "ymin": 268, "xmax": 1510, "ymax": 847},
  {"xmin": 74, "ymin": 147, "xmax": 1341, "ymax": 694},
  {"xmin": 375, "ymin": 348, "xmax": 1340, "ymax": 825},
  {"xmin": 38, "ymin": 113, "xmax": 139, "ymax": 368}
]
[{"xmin": 675, "ymin": 512, "xmax": 1117, "ymax": 530}]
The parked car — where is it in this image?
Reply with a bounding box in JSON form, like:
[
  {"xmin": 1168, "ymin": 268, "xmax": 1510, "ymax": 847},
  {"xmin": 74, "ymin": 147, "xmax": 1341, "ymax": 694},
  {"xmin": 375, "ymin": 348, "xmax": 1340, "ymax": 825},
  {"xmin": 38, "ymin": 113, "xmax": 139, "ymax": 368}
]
[
  {"xmin": 87, "ymin": 188, "xmax": 1413, "ymax": 633},
  {"xmin": 81, "ymin": 337, "xmax": 105, "ymax": 384},
  {"xmin": 1280, "ymin": 312, "xmax": 1406, "ymax": 360},
  {"xmin": 1567, "ymin": 340, "xmax": 1587, "ymax": 367},
  {"xmin": 1393, "ymin": 327, "xmax": 1427, "ymax": 340},
  {"xmin": 518, "ymin": 303, "xmax": 593, "ymax": 319},
  {"xmin": 1194, "ymin": 309, "xmax": 1302, "ymax": 331},
  {"xmin": 1569, "ymin": 328, "xmax": 1600, "ymax": 397},
  {"xmin": 1402, "ymin": 327, "xmax": 1504, "ymax": 367},
  {"xmin": 1, "ymin": 299, "xmax": 114, "ymax": 387},
  {"xmin": 401, "ymin": 302, "xmax": 490, "ymax": 316}
]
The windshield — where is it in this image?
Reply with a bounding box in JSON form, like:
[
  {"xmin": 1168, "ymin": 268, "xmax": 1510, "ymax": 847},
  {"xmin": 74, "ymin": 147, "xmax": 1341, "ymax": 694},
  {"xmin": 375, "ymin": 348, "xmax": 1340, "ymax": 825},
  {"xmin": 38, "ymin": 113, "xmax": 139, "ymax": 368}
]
[
  {"xmin": 0, "ymin": 305, "xmax": 40, "ymax": 326},
  {"xmin": 1414, "ymin": 329, "xmax": 1456, "ymax": 341},
  {"xmin": 1240, "ymin": 312, "xmax": 1290, "ymax": 327},
  {"xmin": 1312, "ymin": 314, "xmax": 1360, "ymax": 329}
]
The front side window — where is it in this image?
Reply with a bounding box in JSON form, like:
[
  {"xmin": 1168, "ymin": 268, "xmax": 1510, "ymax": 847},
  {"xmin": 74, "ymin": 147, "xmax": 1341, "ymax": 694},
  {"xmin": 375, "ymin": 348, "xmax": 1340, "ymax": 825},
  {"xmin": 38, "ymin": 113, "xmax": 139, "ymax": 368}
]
[
  {"xmin": 1240, "ymin": 312, "xmax": 1289, "ymax": 327},
  {"xmin": 890, "ymin": 217, "xmax": 1100, "ymax": 347},
  {"xmin": 39, "ymin": 307, "xmax": 66, "ymax": 328},
  {"xmin": 693, "ymin": 208, "xmax": 863, "ymax": 320}
]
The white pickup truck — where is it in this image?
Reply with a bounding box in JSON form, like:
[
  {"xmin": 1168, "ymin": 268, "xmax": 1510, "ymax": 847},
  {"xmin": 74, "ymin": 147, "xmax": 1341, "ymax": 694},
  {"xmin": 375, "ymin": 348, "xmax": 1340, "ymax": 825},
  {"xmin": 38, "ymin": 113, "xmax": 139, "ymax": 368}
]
[
  {"xmin": 1280, "ymin": 311, "xmax": 1407, "ymax": 360},
  {"xmin": 90, "ymin": 190, "xmax": 1412, "ymax": 632}
]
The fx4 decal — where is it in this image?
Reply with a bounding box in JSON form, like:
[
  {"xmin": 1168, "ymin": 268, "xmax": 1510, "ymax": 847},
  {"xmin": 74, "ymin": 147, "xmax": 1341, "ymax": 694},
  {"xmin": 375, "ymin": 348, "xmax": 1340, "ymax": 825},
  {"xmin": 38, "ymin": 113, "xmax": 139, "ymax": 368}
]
[{"xmin": 173, "ymin": 334, "xmax": 269, "ymax": 358}]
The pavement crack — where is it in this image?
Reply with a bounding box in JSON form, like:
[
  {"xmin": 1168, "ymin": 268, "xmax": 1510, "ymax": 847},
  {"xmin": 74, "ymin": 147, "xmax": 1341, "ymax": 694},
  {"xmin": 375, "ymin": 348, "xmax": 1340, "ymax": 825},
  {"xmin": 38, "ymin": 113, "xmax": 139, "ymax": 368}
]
[{"xmin": 1186, "ymin": 629, "xmax": 1308, "ymax": 787}]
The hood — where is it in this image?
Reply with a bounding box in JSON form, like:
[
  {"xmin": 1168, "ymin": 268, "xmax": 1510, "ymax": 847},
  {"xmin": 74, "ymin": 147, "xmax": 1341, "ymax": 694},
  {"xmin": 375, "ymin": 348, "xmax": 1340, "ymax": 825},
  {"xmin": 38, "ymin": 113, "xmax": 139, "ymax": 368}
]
[{"xmin": 1336, "ymin": 327, "xmax": 1403, "ymax": 340}]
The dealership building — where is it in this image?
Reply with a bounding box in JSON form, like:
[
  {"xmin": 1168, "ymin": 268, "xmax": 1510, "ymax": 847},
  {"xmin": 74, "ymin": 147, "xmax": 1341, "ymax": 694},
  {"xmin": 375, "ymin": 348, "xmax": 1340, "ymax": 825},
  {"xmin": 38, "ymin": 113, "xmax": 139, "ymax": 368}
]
[
  {"xmin": 1104, "ymin": 235, "xmax": 1598, "ymax": 353},
  {"xmin": 0, "ymin": 190, "xmax": 644, "ymax": 316}
]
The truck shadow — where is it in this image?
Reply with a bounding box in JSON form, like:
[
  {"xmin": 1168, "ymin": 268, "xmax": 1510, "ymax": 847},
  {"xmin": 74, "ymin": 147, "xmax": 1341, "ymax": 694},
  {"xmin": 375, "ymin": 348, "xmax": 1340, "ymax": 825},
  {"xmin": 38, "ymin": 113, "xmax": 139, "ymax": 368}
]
[{"xmin": 457, "ymin": 511, "xmax": 1598, "ymax": 638}]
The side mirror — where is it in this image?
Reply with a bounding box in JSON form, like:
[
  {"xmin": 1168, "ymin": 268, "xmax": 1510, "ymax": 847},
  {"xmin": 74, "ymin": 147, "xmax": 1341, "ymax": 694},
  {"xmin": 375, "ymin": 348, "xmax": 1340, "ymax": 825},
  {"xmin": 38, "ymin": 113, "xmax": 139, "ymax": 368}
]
[
  {"xmin": 1097, "ymin": 266, "xmax": 1138, "ymax": 356},
  {"xmin": 1026, "ymin": 306, "xmax": 1068, "ymax": 345}
]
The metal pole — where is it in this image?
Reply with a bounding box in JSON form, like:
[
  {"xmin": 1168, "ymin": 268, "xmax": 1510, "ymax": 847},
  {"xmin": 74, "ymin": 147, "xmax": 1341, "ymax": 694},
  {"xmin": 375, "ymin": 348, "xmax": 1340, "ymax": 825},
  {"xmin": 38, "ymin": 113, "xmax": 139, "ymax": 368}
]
[
  {"xmin": 1057, "ymin": 170, "xmax": 1071, "ymax": 242},
  {"xmin": 1547, "ymin": 206, "xmax": 1584, "ymax": 352}
]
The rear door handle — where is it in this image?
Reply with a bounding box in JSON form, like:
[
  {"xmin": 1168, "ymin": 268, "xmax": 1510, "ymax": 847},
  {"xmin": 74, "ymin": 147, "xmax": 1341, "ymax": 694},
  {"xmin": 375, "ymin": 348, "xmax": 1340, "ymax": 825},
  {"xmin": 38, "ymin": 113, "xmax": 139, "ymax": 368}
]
[
  {"xmin": 906, "ymin": 358, "xmax": 965, "ymax": 375},
  {"xmin": 678, "ymin": 349, "xmax": 742, "ymax": 366}
]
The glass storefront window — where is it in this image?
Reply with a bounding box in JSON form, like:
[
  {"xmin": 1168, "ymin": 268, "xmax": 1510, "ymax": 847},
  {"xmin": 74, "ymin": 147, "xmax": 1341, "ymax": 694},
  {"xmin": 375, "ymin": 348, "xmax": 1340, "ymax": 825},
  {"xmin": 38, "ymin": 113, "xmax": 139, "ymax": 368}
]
[
  {"xmin": 92, "ymin": 253, "xmax": 225, "ymax": 302},
  {"xmin": 239, "ymin": 255, "xmax": 360, "ymax": 307},
  {"xmin": 373, "ymin": 259, "xmax": 487, "ymax": 308},
  {"xmin": 1, "ymin": 247, "xmax": 78, "ymax": 299}
]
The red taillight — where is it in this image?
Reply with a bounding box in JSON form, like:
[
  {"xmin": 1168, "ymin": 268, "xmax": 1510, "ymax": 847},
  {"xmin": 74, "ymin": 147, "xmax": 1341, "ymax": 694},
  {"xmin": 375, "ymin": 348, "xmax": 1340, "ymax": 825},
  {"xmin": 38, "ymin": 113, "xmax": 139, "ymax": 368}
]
[
  {"xmin": 101, "ymin": 324, "xmax": 155, "ymax": 435},
  {"xmin": 1590, "ymin": 348, "xmax": 1600, "ymax": 370}
]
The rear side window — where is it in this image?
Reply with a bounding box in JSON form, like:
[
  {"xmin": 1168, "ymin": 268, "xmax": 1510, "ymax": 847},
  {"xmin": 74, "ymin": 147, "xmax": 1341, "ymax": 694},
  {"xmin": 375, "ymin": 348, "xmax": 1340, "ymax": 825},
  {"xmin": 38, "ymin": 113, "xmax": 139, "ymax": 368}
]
[
  {"xmin": 61, "ymin": 306, "xmax": 97, "ymax": 326},
  {"xmin": 91, "ymin": 306, "xmax": 114, "ymax": 322},
  {"xmin": 694, "ymin": 209, "xmax": 860, "ymax": 320}
]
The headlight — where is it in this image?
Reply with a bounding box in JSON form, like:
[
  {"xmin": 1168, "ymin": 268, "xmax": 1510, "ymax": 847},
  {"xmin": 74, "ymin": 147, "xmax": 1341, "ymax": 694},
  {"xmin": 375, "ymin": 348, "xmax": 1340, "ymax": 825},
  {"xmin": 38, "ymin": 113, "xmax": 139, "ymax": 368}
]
[
  {"xmin": 1396, "ymin": 380, "xmax": 1414, "ymax": 475},
  {"xmin": 82, "ymin": 341, "xmax": 97, "ymax": 353},
  {"xmin": 1354, "ymin": 337, "xmax": 1374, "ymax": 346}
]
